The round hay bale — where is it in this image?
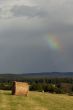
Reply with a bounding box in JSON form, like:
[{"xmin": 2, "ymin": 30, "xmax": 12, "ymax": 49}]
[{"xmin": 12, "ymin": 81, "xmax": 29, "ymax": 96}]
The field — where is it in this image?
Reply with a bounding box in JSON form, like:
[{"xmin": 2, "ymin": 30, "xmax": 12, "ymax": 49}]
[{"xmin": 0, "ymin": 91, "xmax": 73, "ymax": 110}]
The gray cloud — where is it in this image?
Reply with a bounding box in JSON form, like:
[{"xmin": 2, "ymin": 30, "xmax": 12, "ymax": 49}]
[
  {"xmin": 11, "ymin": 5, "xmax": 48, "ymax": 17},
  {"xmin": 0, "ymin": 0, "xmax": 73, "ymax": 73}
]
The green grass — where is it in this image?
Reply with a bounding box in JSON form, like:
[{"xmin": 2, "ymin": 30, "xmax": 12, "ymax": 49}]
[{"xmin": 0, "ymin": 90, "xmax": 73, "ymax": 110}]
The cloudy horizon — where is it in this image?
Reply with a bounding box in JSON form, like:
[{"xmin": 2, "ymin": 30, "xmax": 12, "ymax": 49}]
[{"xmin": 0, "ymin": 0, "xmax": 73, "ymax": 73}]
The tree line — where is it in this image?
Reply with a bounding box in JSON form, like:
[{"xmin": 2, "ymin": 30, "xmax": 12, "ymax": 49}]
[{"xmin": 0, "ymin": 78, "xmax": 73, "ymax": 95}]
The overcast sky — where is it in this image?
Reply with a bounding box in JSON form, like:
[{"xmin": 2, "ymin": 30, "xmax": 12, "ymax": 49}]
[{"xmin": 0, "ymin": 0, "xmax": 73, "ymax": 73}]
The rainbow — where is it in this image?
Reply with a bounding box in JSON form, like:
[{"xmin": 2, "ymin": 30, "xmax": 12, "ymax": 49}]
[{"xmin": 47, "ymin": 34, "xmax": 62, "ymax": 51}]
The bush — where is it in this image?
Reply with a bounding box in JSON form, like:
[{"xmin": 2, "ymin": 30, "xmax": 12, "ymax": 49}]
[
  {"xmin": 68, "ymin": 92, "xmax": 73, "ymax": 96},
  {"xmin": 55, "ymin": 87, "xmax": 65, "ymax": 94}
]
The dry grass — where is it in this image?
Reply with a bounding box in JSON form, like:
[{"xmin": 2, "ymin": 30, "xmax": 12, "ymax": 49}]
[{"xmin": 0, "ymin": 90, "xmax": 73, "ymax": 110}]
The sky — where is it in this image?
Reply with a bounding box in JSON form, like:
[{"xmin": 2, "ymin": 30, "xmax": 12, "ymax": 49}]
[{"xmin": 0, "ymin": 0, "xmax": 73, "ymax": 73}]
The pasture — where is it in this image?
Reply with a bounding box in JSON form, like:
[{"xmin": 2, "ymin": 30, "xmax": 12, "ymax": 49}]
[{"xmin": 0, "ymin": 90, "xmax": 73, "ymax": 110}]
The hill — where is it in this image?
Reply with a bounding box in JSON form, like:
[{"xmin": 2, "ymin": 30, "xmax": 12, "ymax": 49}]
[
  {"xmin": 0, "ymin": 90, "xmax": 73, "ymax": 110},
  {"xmin": 0, "ymin": 72, "xmax": 73, "ymax": 81}
]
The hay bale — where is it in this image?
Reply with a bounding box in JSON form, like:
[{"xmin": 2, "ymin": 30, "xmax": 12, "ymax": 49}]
[{"xmin": 12, "ymin": 81, "xmax": 29, "ymax": 96}]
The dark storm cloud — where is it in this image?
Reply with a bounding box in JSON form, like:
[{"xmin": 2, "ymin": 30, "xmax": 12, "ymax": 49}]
[
  {"xmin": 11, "ymin": 5, "xmax": 48, "ymax": 17},
  {"xmin": 0, "ymin": 24, "xmax": 73, "ymax": 73}
]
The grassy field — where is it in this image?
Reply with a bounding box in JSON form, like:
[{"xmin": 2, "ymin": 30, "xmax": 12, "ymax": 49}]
[{"xmin": 0, "ymin": 90, "xmax": 73, "ymax": 110}]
